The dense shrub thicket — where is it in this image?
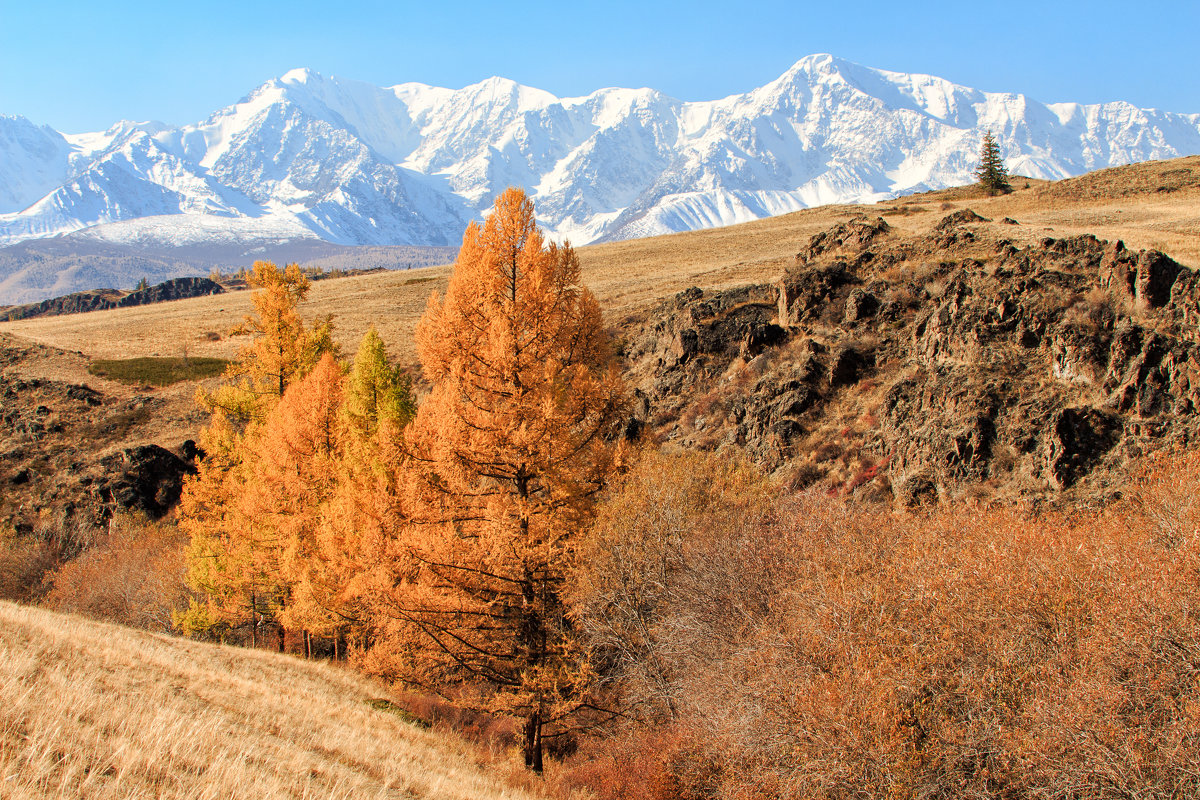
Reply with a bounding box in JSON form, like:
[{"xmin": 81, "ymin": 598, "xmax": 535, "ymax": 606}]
[{"xmin": 561, "ymin": 449, "xmax": 1200, "ymax": 799}]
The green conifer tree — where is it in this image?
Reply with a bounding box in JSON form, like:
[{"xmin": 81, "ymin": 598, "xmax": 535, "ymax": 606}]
[
  {"xmin": 975, "ymin": 130, "xmax": 1012, "ymax": 196},
  {"xmin": 345, "ymin": 326, "xmax": 415, "ymax": 436}
]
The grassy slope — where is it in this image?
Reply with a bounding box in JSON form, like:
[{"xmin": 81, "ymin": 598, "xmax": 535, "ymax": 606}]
[
  {"xmin": 0, "ymin": 601, "xmax": 540, "ymax": 800},
  {"xmin": 3, "ymin": 157, "xmax": 1198, "ymax": 374}
]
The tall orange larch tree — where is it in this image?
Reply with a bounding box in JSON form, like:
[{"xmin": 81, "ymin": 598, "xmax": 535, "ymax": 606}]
[
  {"xmin": 315, "ymin": 411, "xmax": 412, "ymax": 657},
  {"xmin": 365, "ymin": 187, "xmax": 628, "ymax": 773}
]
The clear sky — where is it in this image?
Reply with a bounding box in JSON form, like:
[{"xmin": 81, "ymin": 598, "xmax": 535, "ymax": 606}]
[{"xmin": 2, "ymin": 0, "xmax": 1197, "ymax": 133}]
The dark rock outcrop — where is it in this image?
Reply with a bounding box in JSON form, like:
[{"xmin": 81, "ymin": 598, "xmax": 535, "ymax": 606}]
[
  {"xmin": 1045, "ymin": 408, "xmax": 1122, "ymax": 489},
  {"xmin": 620, "ymin": 216, "xmax": 1199, "ymax": 506},
  {"xmin": 795, "ymin": 215, "xmax": 891, "ymax": 264},
  {"xmin": 777, "ymin": 263, "xmax": 859, "ymax": 328},
  {"xmin": 2, "ymin": 277, "xmax": 224, "ymax": 321},
  {"xmin": 95, "ymin": 445, "xmax": 198, "ymax": 518},
  {"xmin": 114, "ymin": 277, "xmax": 224, "ymax": 308},
  {"xmin": 1, "ymin": 290, "xmax": 125, "ymax": 320}
]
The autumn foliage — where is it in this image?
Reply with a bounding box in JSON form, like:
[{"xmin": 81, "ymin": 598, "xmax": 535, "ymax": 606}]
[
  {"xmin": 169, "ymin": 195, "xmax": 1200, "ymax": 792},
  {"xmin": 178, "ymin": 264, "xmax": 409, "ymax": 653},
  {"xmin": 362, "ymin": 187, "xmax": 627, "ymax": 772},
  {"xmin": 562, "ymin": 449, "xmax": 1200, "ymax": 799},
  {"xmin": 199, "ymin": 260, "xmax": 333, "ymax": 424},
  {"xmin": 178, "ymin": 191, "xmax": 627, "ymax": 773}
]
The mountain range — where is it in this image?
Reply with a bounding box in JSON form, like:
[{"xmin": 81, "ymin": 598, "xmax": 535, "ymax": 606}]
[{"xmin": 1, "ymin": 53, "xmax": 1199, "ymax": 304}]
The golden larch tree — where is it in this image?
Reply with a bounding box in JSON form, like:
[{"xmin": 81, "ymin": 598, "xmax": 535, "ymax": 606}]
[
  {"xmin": 248, "ymin": 352, "xmax": 347, "ymax": 650},
  {"xmin": 200, "ymin": 260, "xmax": 334, "ymax": 424},
  {"xmin": 178, "ymin": 263, "xmax": 334, "ymax": 646},
  {"xmin": 177, "ymin": 412, "xmax": 275, "ymax": 644},
  {"xmin": 371, "ymin": 187, "xmax": 627, "ymax": 772}
]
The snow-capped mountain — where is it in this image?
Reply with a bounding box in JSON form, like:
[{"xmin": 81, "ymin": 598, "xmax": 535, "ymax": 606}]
[{"xmin": 3, "ymin": 53, "xmax": 1200, "ymax": 253}]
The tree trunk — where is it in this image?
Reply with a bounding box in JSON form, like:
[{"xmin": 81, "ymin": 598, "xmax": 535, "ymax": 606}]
[
  {"xmin": 278, "ymin": 624, "xmax": 286, "ymax": 653},
  {"xmin": 523, "ymin": 709, "xmax": 543, "ymax": 774}
]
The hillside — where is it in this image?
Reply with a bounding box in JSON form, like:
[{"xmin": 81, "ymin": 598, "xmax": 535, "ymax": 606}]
[
  {"xmin": 0, "ymin": 600, "xmax": 540, "ymax": 799},
  {"xmin": 1, "ymin": 156, "xmax": 1199, "ymax": 531},
  {"xmin": 3, "ymin": 158, "xmax": 1200, "ymax": 800},
  {"xmin": 2, "ymin": 54, "xmax": 1198, "ymax": 305},
  {"xmin": 4, "ymin": 157, "xmax": 1198, "ymax": 365}
]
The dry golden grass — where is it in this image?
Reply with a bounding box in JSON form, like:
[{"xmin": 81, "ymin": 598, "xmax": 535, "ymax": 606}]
[
  {"xmin": 0, "ymin": 601, "xmax": 544, "ymax": 799},
  {"xmin": 3, "ymin": 158, "xmax": 1199, "ymax": 374}
]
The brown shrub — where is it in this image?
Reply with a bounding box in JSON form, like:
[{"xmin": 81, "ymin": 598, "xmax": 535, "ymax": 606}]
[
  {"xmin": 570, "ymin": 448, "xmax": 1200, "ymax": 799},
  {"xmin": 569, "ymin": 449, "xmax": 778, "ymax": 726},
  {"xmin": 42, "ymin": 514, "xmax": 190, "ymax": 633},
  {"xmin": 0, "ymin": 512, "xmax": 97, "ymax": 602},
  {"xmin": 559, "ymin": 725, "xmax": 719, "ymax": 800},
  {"xmin": 0, "ymin": 527, "xmax": 57, "ymax": 602}
]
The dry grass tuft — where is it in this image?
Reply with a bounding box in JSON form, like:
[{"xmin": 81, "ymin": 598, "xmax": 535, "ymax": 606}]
[{"xmin": 0, "ymin": 601, "xmax": 544, "ymax": 799}]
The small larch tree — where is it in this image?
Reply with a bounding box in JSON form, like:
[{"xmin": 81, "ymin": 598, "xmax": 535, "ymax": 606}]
[
  {"xmin": 371, "ymin": 187, "xmax": 628, "ymax": 773},
  {"xmin": 345, "ymin": 325, "xmax": 415, "ymax": 437},
  {"xmin": 200, "ymin": 260, "xmax": 334, "ymax": 425},
  {"xmin": 975, "ymin": 130, "xmax": 1012, "ymax": 196}
]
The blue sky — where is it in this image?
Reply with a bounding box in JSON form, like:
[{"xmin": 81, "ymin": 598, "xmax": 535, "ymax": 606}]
[{"xmin": 2, "ymin": 0, "xmax": 1197, "ymax": 133}]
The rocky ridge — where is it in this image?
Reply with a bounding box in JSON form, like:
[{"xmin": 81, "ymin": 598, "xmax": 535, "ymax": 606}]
[
  {"xmin": 622, "ymin": 212, "xmax": 1200, "ymax": 505},
  {"xmin": 2, "ymin": 276, "xmax": 224, "ymax": 321}
]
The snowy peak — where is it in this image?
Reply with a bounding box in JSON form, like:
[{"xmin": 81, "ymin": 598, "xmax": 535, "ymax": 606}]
[
  {"xmin": 279, "ymin": 67, "xmax": 318, "ymax": 85},
  {"xmin": 2, "ymin": 55, "xmax": 1199, "ymax": 259},
  {"xmin": 0, "ymin": 115, "xmax": 71, "ymax": 214}
]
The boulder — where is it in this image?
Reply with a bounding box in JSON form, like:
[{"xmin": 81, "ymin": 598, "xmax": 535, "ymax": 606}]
[
  {"xmin": 796, "ymin": 216, "xmax": 890, "ymax": 264},
  {"xmin": 777, "ymin": 262, "xmax": 858, "ymax": 328},
  {"xmin": 1134, "ymin": 250, "xmax": 1185, "ymax": 310},
  {"xmin": 96, "ymin": 445, "xmax": 198, "ymax": 518},
  {"xmin": 934, "ymin": 209, "xmax": 989, "ymax": 230},
  {"xmin": 1045, "ymin": 408, "xmax": 1122, "ymax": 489},
  {"xmin": 843, "ymin": 289, "xmax": 880, "ymax": 324}
]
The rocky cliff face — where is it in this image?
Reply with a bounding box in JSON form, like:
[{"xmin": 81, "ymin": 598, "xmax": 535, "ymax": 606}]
[{"xmin": 621, "ymin": 213, "xmax": 1200, "ymax": 505}]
